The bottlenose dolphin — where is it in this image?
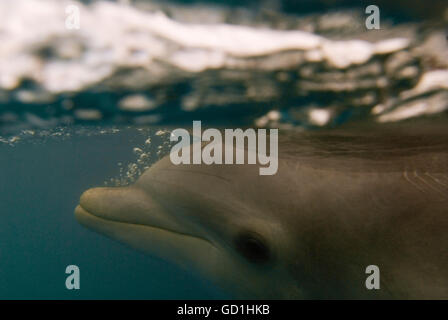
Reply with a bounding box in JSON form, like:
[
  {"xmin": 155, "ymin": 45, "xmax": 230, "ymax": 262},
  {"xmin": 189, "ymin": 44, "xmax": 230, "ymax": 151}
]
[{"xmin": 75, "ymin": 122, "xmax": 448, "ymax": 299}]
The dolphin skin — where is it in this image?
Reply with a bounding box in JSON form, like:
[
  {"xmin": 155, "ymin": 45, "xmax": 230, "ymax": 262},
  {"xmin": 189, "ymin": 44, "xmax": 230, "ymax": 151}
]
[{"xmin": 75, "ymin": 122, "xmax": 448, "ymax": 299}]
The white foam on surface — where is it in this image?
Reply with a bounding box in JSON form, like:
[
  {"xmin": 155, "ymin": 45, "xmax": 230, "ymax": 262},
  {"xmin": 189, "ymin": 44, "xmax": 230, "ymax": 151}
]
[{"xmin": 0, "ymin": 0, "xmax": 413, "ymax": 94}]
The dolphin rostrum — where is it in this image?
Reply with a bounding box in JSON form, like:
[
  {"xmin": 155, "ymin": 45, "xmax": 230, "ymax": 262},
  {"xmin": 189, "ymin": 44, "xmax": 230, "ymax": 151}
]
[{"xmin": 75, "ymin": 122, "xmax": 448, "ymax": 299}]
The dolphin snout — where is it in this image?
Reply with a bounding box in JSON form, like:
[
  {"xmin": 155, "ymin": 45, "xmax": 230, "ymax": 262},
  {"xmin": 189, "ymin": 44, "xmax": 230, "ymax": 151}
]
[
  {"xmin": 76, "ymin": 186, "xmax": 178, "ymax": 230},
  {"xmin": 79, "ymin": 187, "xmax": 100, "ymax": 210},
  {"xmin": 77, "ymin": 186, "xmax": 147, "ymax": 222},
  {"xmin": 79, "ymin": 187, "xmax": 118, "ymax": 218}
]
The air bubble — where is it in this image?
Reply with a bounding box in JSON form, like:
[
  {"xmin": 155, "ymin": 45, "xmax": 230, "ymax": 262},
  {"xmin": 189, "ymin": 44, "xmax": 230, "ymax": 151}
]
[{"xmin": 133, "ymin": 147, "xmax": 143, "ymax": 155}]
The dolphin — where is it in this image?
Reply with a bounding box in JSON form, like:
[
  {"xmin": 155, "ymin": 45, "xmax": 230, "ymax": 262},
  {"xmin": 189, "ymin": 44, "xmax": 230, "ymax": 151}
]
[{"xmin": 75, "ymin": 122, "xmax": 448, "ymax": 299}]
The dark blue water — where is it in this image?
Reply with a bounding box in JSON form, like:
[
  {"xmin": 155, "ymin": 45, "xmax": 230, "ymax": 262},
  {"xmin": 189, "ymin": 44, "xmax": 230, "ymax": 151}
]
[{"xmin": 0, "ymin": 127, "xmax": 229, "ymax": 299}]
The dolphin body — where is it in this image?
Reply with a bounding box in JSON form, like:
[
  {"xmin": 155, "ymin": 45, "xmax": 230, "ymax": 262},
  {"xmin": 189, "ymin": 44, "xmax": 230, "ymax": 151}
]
[{"xmin": 75, "ymin": 122, "xmax": 448, "ymax": 299}]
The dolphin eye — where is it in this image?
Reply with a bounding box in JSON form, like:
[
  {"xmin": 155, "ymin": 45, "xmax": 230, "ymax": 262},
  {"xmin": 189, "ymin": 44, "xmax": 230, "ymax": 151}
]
[{"xmin": 234, "ymin": 232, "xmax": 270, "ymax": 264}]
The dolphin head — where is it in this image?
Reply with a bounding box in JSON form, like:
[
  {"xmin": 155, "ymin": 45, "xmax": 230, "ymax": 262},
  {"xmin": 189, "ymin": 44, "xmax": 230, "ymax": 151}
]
[
  {"xmin": 75, "ymin": 126, "xmax": 448, "ymax": 299},
  {"xmin": 75, "ymin": 153, "xmax": 303, "ymax": 299}
]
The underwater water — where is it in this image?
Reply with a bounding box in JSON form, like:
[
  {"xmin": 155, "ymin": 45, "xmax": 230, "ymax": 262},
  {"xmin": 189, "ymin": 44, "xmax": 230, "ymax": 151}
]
[{"xmin": 0, "ymin": 126, "xmax": 230, "ymax": 299}]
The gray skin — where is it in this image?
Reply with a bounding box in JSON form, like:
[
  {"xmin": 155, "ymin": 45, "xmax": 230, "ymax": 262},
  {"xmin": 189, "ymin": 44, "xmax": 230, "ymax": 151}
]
[{"xmin": 75, "ymin": 122, "xmax": 448, "ymax": 299}]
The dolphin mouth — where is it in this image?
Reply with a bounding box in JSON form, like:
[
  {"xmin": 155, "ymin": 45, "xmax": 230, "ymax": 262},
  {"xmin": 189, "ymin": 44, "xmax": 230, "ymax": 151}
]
[
  {"xmin": 74, "ymin": 191, "xmax": 214, "ymax": 247},
  {"xmin": 74, "ymin": 203, "xmax": 219, "ymax": 273},
  {"xmin": 74, "ymin": 187, "xmax": 220, "ymax": 272}
]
